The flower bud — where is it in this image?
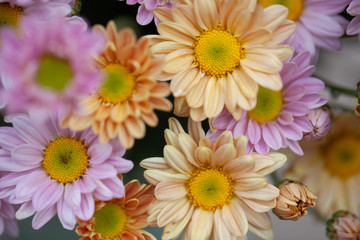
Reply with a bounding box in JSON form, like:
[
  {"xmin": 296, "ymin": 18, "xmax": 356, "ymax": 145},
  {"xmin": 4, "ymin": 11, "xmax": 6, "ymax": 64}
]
[
  {"xmin": 273, "ymin": 179, "xmax": 317, "ymax": 221},
  {"xmin": 326, "ymin": 211, "xmax": 360, "ymax": 240},
  {"xmin": 303, "ymin": 106, "xmax": 331, "ymax": 141}
]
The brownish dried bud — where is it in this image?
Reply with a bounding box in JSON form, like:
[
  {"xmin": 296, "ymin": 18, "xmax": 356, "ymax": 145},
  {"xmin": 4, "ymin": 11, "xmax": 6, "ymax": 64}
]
[
  {"xmin": 273, "ymin": 179, "xmax": 317, "ymax": 221},
  {"xmin": 327, "ymin": 211, "xmax": 360, "ymax": 240}
]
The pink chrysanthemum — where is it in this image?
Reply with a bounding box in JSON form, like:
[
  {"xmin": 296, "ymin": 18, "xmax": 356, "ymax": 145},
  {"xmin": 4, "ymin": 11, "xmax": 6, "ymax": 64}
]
[
  {"xmin": 347, "ymin": 0, "xmax": 360, "ymax": 38},
  {"xmin": 210, "ymin": 51, "xmax": 327, "ymax": 155},
  {"xmin": 258, "ymin": 0, "xmax": 349, "ymax": 62},
  {"xmin": 119, "ymin": 0, "xmax": 174, "ymax": 25},
  {"xmin": 0, "ymin": 0, "xmax": 75, "ymax": 31},
  {"xmin": 0, "ymin": 113, "xmax": 133, "ymax": 230},
  {"xmin": 0, "ymin": 198, "xmax": 18, "ymax": 238},
  {"xmin": 0, "ymin": 16, "xmax": 104, "ymax": 120}
]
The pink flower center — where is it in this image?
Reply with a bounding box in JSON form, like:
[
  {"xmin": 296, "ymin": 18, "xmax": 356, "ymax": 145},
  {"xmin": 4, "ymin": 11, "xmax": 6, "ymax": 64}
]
[{"xmin": 0, "ymin": 3, "xmax": 23, "ymax": 29}]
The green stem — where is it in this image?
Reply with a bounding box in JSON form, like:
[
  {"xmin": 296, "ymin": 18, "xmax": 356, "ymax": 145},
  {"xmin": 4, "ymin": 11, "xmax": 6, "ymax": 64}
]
[{"xmin": 313, "ymin": 74, "xmax": 357, "ymax": 97}]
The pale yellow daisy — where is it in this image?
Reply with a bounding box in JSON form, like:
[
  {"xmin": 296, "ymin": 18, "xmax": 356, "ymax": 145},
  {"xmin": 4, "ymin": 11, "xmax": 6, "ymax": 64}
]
[
  {"xmin": 141, "ymin": 118, "xmax": 287, "ymax": 239},
  {"xmin": 149, "ymin": 0, "xmax": 295, "ymax": 121},
  {"xmin": 285, "ymin": 114, "xmax": 360, "ymax": 218}
]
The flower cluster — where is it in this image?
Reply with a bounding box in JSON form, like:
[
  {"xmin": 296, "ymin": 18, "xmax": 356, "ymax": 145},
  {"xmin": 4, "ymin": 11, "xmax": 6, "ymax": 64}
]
[{"xmin": 0, "ymin": 0, "xmax": 359, "ymax": 239}]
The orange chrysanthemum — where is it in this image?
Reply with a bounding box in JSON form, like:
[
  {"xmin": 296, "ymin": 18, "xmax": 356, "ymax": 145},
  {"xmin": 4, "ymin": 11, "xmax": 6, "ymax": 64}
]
[
  {"xmin": 61, "ymin": 21, "xmax": 172, "ymax": 149},
  {"xmin": 75, "ymin": 179, "xmax": 156, "ymax": 240},
  {"xmin": 141, "ymin": 118, "xmax": 287, "ymax": 239},
  {"xmin": 148, "ymin": 0, "xmax": 295, "ymax": 121}
]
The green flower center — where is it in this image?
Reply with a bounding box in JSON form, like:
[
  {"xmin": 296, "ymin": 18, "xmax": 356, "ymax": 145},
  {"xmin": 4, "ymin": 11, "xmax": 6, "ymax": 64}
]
[
  {"xmin": 324, "ymin": 136, "xmax": 360, "ymax": 179},
  {"xmin": 94, "ymin": 203, "xmax": 128, "ymax": 239},
  {"xmin": 42, "ymin": 137, "xmax": 89, "ymax": 184},
  {"xmin": 0, "ymin": 3, "xmax": 23, "ymax": 28},
  {"xmin": 247, "ymin": 86, "xmax": 283, "ymax": 124},
  {"xmin": 258, "ymin": 0, "xmax": 304, "ymax": 21},
  {"xmin": 37, "ymin": 55, "xmax": 73, "ymax": 91},
  {"xmin": 194, "ymin": 25, "xmax": 243, "ymax": 77},
  {"xmin": 186, "ymin": 166, "xmax": 234, "ymax": 211},
  {"xmin": 99, "ymin": 64, "xmax": 136, "ymax": 105}
]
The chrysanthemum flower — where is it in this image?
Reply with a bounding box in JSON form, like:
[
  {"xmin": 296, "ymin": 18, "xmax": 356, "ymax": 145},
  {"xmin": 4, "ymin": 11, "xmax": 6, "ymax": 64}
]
[
  {"xmin": 0, "ymin": 113, "xmax": 133, "ymax": 230},
  {"xmin": 148, "ymin": 0, "xmax": 295, "ymax": 121},
  {"xmin": 0, "ymin": 198, "xmax": 18, "ymax": 238},
  {"xmin": 209, "ymin": 51, "xmax": 327, "ymax": 155},
  {"xmin": 327, "ymin": 211, "xmax": 360, "ymax": 240},
  {"xmin": 0, "ymin": 0, "xmax": 75, "ymax": 31},
  {"xmin": 76, "ymin": 178, "xmax": 156, "ymax": 240},
  {"xmin": 258, "ymin": 0, "xmax": 349, "ymax": 62},
  {"xmin": 285, "ymin": 114, "xmax": 360, "ymax": 218},
  {"xmin": 303, "ymin": 106, "xmax": 331, "ymax": 141},
  {"xmin": 347, "ymin": 0, "xmax": 360, "ymax": 38},
  {"xmin": 119, "ymin": 0, "xmax": 175, "ymax": 25},
  {"xmin": 61, "ymin": 21, "xmax": 172, "ymax": 149},
  {"xmin": 141, "ymin": 118, "xmax": 287, "ymax": 239},
  {"xmin": 0, "ymin": 16, "xmax": 104, "ymax": 120},
  {"xmin": 273, "ymin": 179, "xmax": 317, "ymax": 221}
]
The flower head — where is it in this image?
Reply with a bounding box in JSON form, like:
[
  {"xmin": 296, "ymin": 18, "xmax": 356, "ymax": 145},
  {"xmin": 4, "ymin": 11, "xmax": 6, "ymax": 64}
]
[
  {"xmin": 0, "ymin": 0, "xmax": 75, "ymax": 31},
  {"xmin": 327, "ymin": 211, "xmax": 360, "ymax": 240},
  {"xmin": 141, "ymin": 117, "xmax": 287, "ymax": 239},
  {"xmin": 119, "ymin": 0, "xmax": 175, "ymax": 25},
  {"xmin": 61, "ymin": 21, "xmax": 172, "ymax": 149},
  {"xmin": 0, "ymin": 113, "xmax": 133, "ymax": 230},
  {"xmin": 149, "ymin": 0, "xmax": 295, "ymax": 121},
  {"xmin": 285, "ymin": 114, "xmax": 360, "ymax": 218},
  {"xmin": 258, "ymin": 0, "xmax": 349, "ymax": 62},
  {"xmin": 347, "ymin": 0, "xmax": 360, "ymax": 38},
  {"xmin": 0, "ymin": 16, "xmax": 104, "ymax": 120},
  {"xmin": 76, "ymin": 178, "xmax": 156, "ymax": 240},
  {"xmin": 273, "ymin": 179, "xmax": 317, "ymax": 221},
  {"xmin": 303, "ymin": 106, "xmax": 331, "ymax": 141},
  {"xmin": 209, "ymin": 51, "xmax": 327, "ymax": 155}
]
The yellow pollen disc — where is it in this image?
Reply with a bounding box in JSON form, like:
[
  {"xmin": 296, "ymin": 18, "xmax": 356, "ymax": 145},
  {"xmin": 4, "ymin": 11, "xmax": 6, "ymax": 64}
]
[
  {"xmin": 42, "ymin": 137, "xmax": 89, "ymax": 184},
  {"xmin": 186, "ymin": 166, "xmax": 234, "ymax": 211},
  {"xmin": 247, "ymin": 86, "xmax": 283, "ymax": 124},
  {"xmin": 0, "ymin": 3, "xmax": 23, "ymax": 28},
  {"xmin": 258, "ymin": 0, "xmax": 304, "ymax": 22},
  {"xmin": 94, "ymin": 203, "xmax": 128, "ymax": 239},
  {"xmin": 99, "ymin": 63, "xmax": 136, "ymax": 105},
  {"xmin": 193, "ymin": 25, "xmax": 242, "ymax": 77},
  {"xmin": 324, "ymin": 136, "xmax": 360, "ymax": 179}
]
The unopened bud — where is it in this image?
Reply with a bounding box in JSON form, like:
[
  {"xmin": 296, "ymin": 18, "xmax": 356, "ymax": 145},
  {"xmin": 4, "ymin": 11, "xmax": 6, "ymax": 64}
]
[
  {"xmin": 303, "ymin": 106, "xmax": 331, "ymax": 141},
  {"xmin": 326, "ymin": 211, "xmax": 360, "ymax": 240},
  {"xmin": 273, "ymin": 179, "xmax": 317, "ymax": 221}
]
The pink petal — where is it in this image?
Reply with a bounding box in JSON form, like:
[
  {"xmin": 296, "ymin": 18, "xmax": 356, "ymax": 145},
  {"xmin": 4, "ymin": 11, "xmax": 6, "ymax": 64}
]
[
  {"xmin": 87, "ymin": 163, "xmax": 117, "ymax": 179},
  {"xmin": 75, "ymin": 193, "xmax": 95, "ymax": 221},
  {"xmin": 64, "ymin": 182, "xmax": 81, "ymax": 209},
  {"xmin": 137, "ymin": 5, "xmax": 154, "ymax": 25},
  {"xmin": 11, "ymin": 144, "xmax": 43, "ymax": 166},
  {"xmin": 88, "ymin": 143, "xmax": 112, "ymax": 164},
  {"xmin": 32, "ymin": 206, "xmax": 57, "ymax": 230},
  {"xmin": 32, "ymin": 180, "xmax": 64, "ymax": 211},
  {"xmin": 57, "ymin": 197, "xmax": 76, "ymax": 230},
  {"xmin": 262, "ymin": 123, "xmax": 282, "ymax": 150}
]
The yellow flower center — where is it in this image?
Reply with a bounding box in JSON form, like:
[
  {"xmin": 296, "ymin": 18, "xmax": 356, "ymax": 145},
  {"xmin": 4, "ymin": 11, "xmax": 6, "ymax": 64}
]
[
  {"xmin": 37, "ymin": 55, "xmax": 73, "ymax": 91},
  {"xmin": 0, "ymin": 3, "xmax": 23, "ymax": 28},
  {"xmin": 94, "ymin": 203, "xmax": 128, "ymax": 239},
  {"xmin": 99, "ymin": 64, "xmax": 136, "ymax": 105},
  {"xmin": 324, "ymin": 136, "xmax": 360, "ymax": 179},
  {"xmin": 258, "ymin": 0, "xmax": 304, "ymax": 22},
  {"xmin": 186, "ymin": 166, "xmax": 234, "ymax": 211},
  {"xmin": 247, "ymin": 86, "xmax": 283, "ymax": 124},
  {"xmin": 42, "ymin": 137, "xmax": 89, "ymax": 184},
  {"xmin": 193, "ymin": 25, "xmax": 243, "ymax": 77}
]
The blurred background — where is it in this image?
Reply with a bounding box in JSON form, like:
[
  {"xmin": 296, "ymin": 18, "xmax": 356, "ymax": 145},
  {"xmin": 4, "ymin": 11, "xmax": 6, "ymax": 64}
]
[{"xmin": 1, "ymin": 0, "xmax": 359, "ymax": 239}]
